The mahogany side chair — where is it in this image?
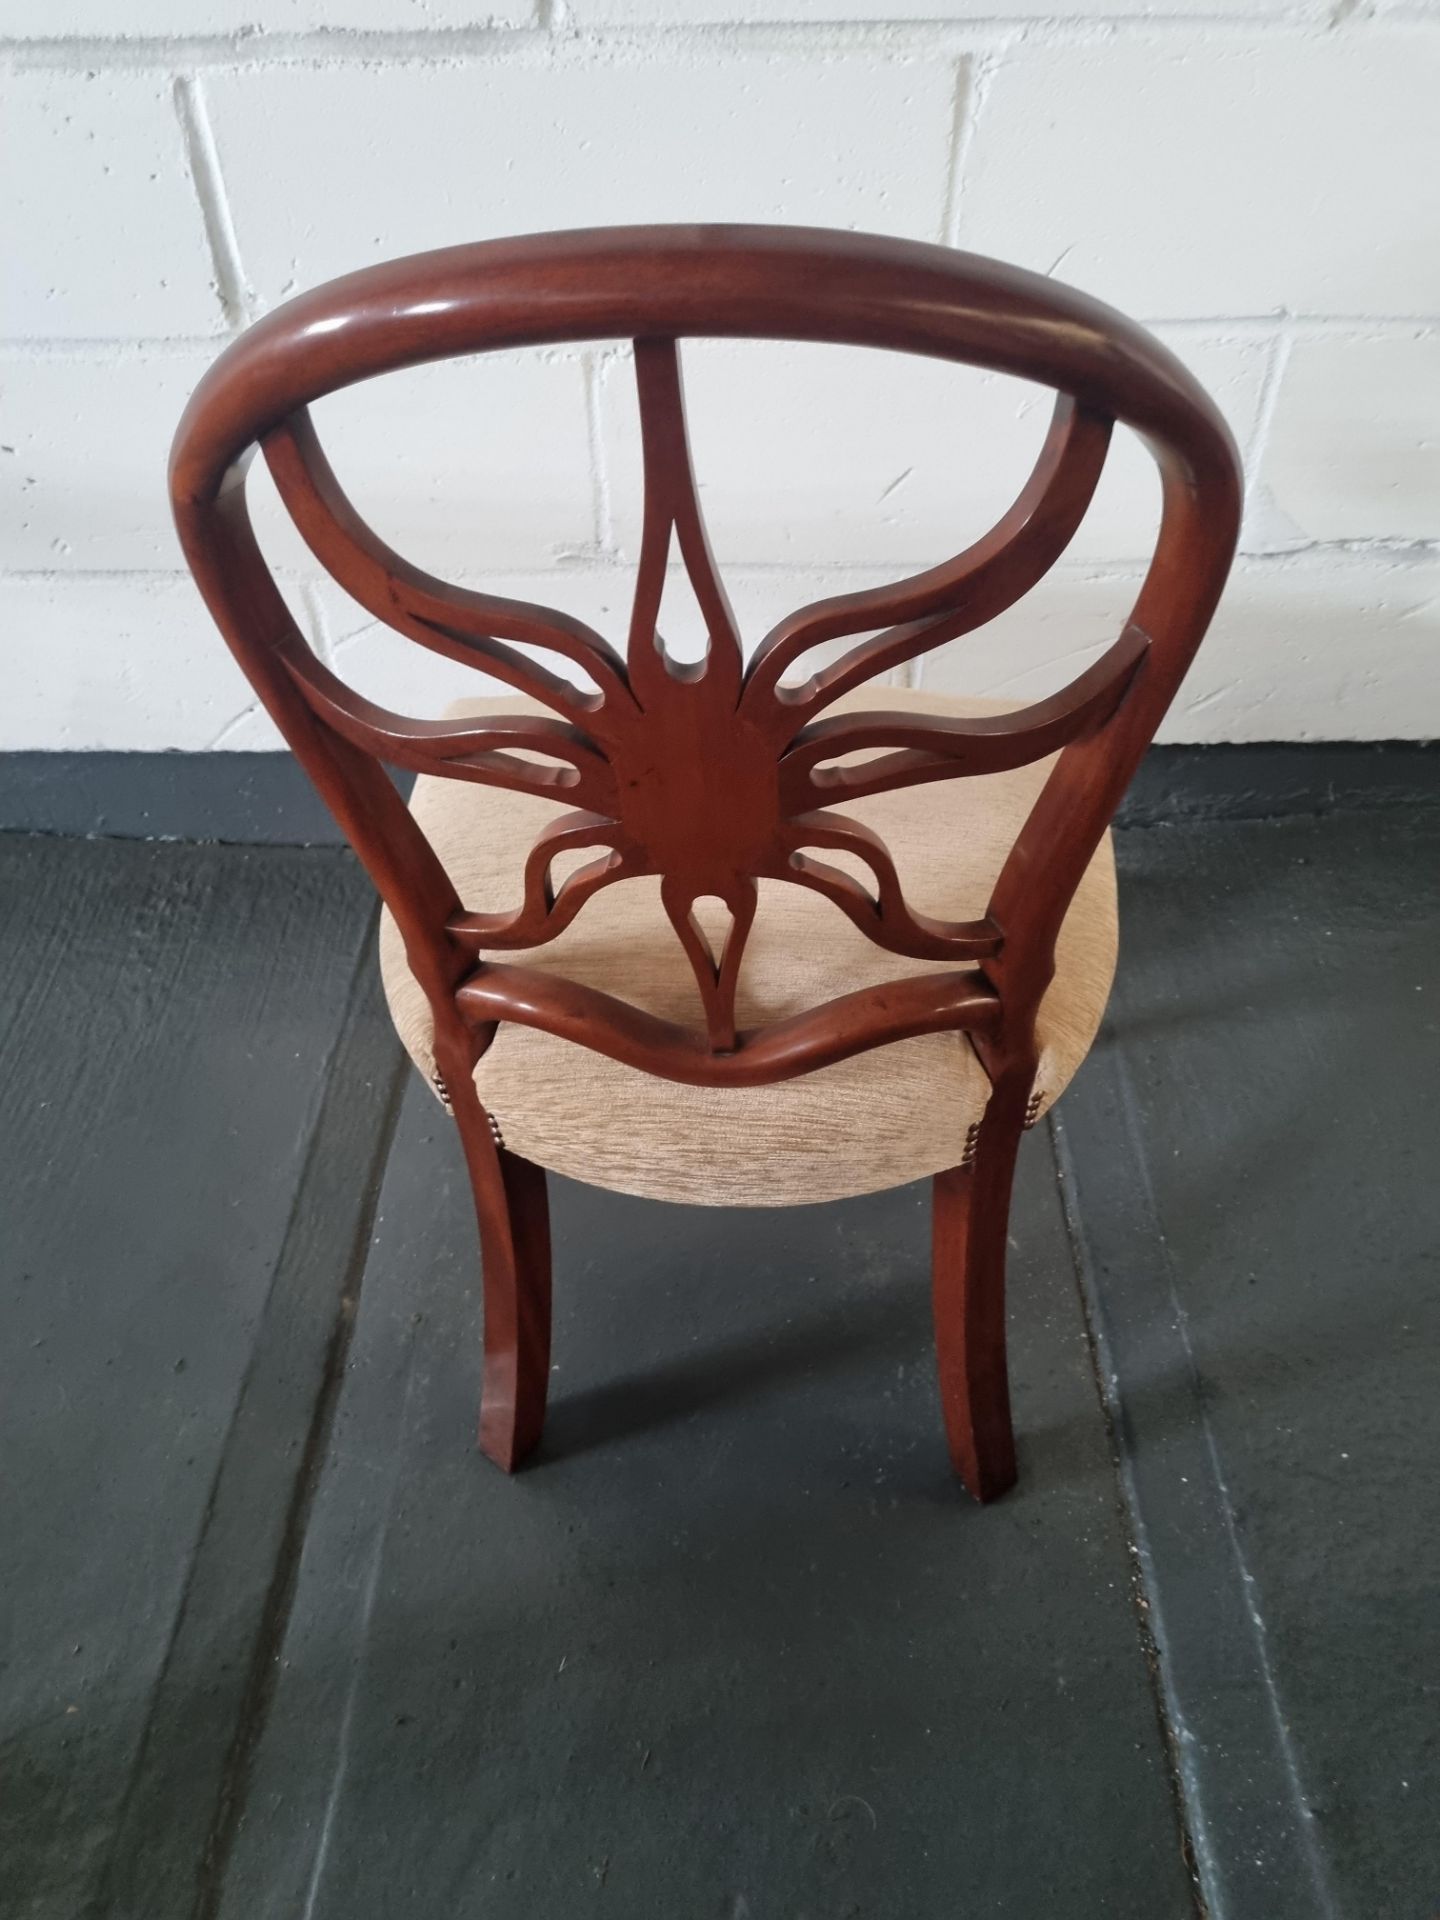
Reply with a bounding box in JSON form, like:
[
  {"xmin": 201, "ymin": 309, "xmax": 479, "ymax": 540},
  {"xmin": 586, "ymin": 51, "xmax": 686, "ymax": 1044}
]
[{"xmin": 171, "ymin": 226, "xmax": 1241, "ymax": 1503}]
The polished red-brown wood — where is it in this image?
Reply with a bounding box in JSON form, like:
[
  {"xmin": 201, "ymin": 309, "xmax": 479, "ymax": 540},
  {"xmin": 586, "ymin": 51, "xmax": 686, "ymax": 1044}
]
[{"xmin": 171, "ymin": 226, "xmax": 1241, "ymax": 1499}]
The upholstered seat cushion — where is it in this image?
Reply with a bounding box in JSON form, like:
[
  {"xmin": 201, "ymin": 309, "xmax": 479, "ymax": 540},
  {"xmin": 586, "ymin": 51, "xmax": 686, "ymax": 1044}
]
[{"xmin": 379, "ymin": 689, "xmax": 1117, "ymax": 1207}]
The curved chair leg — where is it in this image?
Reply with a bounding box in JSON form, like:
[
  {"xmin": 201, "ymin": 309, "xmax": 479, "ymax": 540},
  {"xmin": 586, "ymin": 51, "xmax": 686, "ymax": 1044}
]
[
  {"xmin": 931, "ymin": 1079, "xmax": 1032, "ymax": 1503},
  {"xmin": 446, "ymin": 1062, "xmax": 552, "ymax": 1472}
]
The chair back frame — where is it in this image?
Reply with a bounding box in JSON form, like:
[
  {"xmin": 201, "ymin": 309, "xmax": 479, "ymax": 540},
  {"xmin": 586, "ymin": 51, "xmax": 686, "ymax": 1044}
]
[{"xmin": 170, "ymin": 224, "xmax": 1243, "ymax": 1102}]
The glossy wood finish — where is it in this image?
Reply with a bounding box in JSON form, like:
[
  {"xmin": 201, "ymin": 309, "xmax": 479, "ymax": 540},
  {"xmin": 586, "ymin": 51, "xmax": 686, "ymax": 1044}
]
[
  {"xmin": 932, "ymin": 1070, "xmax": 1032, "ymax": 1500},
  {"xmin": 171, "ymin": 226, "xmax": 1241, "ymax": 1497}
]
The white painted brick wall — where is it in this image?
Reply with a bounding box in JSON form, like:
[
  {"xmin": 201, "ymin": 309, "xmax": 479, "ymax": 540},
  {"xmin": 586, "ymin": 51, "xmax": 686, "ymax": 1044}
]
[
  {"xmin": 958, "ymin": 32, "xmax": 1440, "ymax": 318},
  {"xmin": 2, "ymin": 4, "xmax": 1436, "ymax": 749},
  {"xmin": 2, "ymin": 73, "xmax": 223, "ymax": 337}
]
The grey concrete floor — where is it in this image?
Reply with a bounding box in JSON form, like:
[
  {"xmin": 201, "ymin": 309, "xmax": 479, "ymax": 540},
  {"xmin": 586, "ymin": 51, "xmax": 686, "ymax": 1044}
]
[{"xmin": 2, "ymin": 787, "xmax": 1436, "ymax": 1920}]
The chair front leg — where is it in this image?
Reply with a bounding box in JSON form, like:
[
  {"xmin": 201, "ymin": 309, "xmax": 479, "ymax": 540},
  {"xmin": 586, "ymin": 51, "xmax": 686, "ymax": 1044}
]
[
  {"xmin": 438, "ymin": 1032, "xmax": 552, "ymax": 1472},
  {"xmin": 931, "ymin": 1068, "xmax": 1034, "ymax": 1503}
]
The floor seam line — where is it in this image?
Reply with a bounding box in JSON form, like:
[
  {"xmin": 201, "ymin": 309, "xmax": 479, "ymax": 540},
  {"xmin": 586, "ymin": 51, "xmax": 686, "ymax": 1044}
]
[
  {"xmin": 1107, "ymin": 1052, "xmax": 1339, "ymax": 1919},
  {"xmin": 1046, "ymin": 1111, "xmax": 1211, "ymax": 1920},
  {"xmin": 189, "ymin": 909, "xmax": 408, "ymax": 1920},
  {"xmin": 1052, "ymin": 1068, "xmax": 1341, "ymax": 1920},
  {"xmin": 81, "ymin": 877, "xmax": 370, "ymax": 1920}
]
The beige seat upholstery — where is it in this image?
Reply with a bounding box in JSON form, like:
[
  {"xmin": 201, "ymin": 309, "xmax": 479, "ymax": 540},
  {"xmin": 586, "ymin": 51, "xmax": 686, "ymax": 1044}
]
[{"xmin": 380, "ymin": 689, "xmax": 1117, "ymax": 1207}]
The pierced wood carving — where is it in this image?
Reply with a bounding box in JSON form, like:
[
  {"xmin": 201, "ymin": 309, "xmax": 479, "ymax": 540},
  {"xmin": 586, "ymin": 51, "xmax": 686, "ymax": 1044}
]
[{"xmin": 262, "ymin": 341, "xmax": 1142, "ymax": 1055}]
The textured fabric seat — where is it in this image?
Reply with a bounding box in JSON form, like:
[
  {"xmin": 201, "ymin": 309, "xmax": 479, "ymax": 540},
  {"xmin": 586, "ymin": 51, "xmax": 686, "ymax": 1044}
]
[{"xmin": 380, "ymin": 688, "xmax": 1118, "ymax": 1207}]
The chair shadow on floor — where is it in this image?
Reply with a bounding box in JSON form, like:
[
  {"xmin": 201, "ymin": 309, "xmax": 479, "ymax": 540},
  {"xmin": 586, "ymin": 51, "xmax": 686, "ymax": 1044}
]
[
  {"xmin": 540, "ymin": 1279, "xmax": 923, "ymax": 1463},
  {"xmin": 535, "ymin": 1232, "xmax": 1136, "ymax": 1499}
]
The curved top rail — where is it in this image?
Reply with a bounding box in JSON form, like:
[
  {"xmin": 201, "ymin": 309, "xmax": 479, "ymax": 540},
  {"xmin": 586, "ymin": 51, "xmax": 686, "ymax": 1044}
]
[{"xmin": 170, "ymin": 223, "xmax": 1238, "ymax": 509}]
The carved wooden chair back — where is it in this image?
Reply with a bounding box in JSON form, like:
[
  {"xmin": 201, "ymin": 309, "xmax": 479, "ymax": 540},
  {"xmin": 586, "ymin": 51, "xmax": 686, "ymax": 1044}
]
[
  {"xmin": 172, "ymin": 227, "xmax": 1242, "ymax": 1499},
  {"xmin": 171, "ymin": 225, "xmax": 1241, "ymax": 1092}
]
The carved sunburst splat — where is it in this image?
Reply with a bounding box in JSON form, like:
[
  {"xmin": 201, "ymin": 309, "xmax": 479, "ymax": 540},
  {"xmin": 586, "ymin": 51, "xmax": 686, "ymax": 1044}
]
[{"xmin": 260, "ymin": 337, "xmax": 1144, "ymax": 1054}]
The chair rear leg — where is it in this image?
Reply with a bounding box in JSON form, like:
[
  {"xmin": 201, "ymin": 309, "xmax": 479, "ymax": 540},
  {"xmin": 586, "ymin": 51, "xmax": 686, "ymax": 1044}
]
[
  {"xmin": 931, "ymin": 1083, "xmax": 1030, "ymax": 1503},
  {"xmin": 446, "ymin": 1063, "xmax": 552, "ymax": 1472}
]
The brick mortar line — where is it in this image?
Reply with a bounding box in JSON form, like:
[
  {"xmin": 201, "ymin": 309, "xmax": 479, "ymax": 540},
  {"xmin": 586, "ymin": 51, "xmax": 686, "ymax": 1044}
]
[
  {"xmin": 2, "ymin": 11, "xmax": 1431, "ymax": 73},
  {"xmin": 1240, "ymin": 327, "xmax": 1293, "ymax": 492},
  {"xmin": 582, "ymin": 348, "xmax": 618, "ymax": 554},
  {"xmin": 172, "ymin": 72, "xmax": 258, "ymax": 329},
  {"xmin": 939, "ymin": 47, "xmax": 991, "ymax": 249},
  {"xmin": 0, "ymin": 335, "xmax": 625, "ymax": 358},
  {"xmin": 3, "ymin": 318, "xmax": 1436, "ymax": 359},
  {"xmin": 5, "ymin": 540, "xmax": 1439, "ymax": 595},
  {"xmin": 299, "ymin": 579, "xmax": 335, "ymax": 666}
]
